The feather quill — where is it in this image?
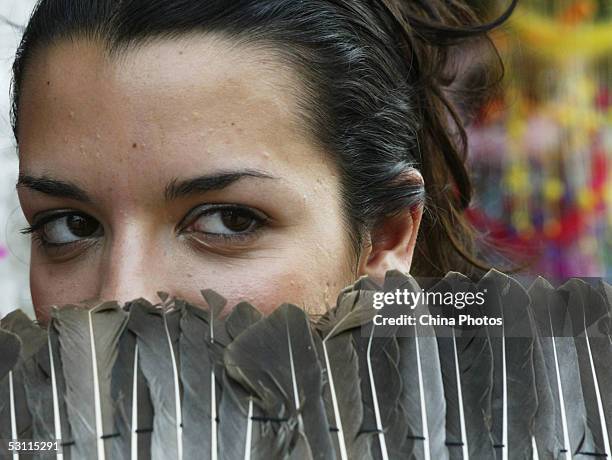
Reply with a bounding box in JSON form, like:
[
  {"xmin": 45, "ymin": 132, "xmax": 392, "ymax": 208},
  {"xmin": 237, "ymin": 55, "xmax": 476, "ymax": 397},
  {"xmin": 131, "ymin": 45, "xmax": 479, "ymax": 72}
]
[
  {"xmin": 128, "ymin": 297, "xmax": 182, "ymax": 460},
  {"xmin": 479, "ymin": 269, "xmax": 538, "ymax": 460},
  {"xmin": 348, "ymin": 272, "xmax": 430, "ymax": 460},
  {"xmin": 0, "ymin": 326, "xmax": 22, "ymax": 457},
  {"xmin": 429, "ymin": 272, "xmax": 486, "ymax": 460},
  {"xmin": 560, "ymin": 279, "xmax": 612, "ymax": 458},
  {"xmin": 224, "ymin": 303, "xmax": 334, "ymax": 459},
  {"xmin": 218, "ymin": 301, "xmax": 262, "ymax": 460},
  {"xmin": 47, "ymin": 311, "xmax": 75, "ymax": 458},
  {"xmin": 529, "ymin": 277, "xmax": 595, "ymax": 458},
  {"xmin": 53, "ymin": 301, "xmax": 127, "ymax": 459},
  {"xmin": 111, "ymin": 299, "xmax": 154, "ymax": 460},
  {"xmin": 3, "ymin": 311, "xmax": 62, "ymax": 459},
  {"xmin": 383, "ymin": 270, "xmax": 448, "ymax": 460},
  {"xmin": 349, "ymin": 278, "xmax": 400, "ymax": 460},
  {"xmin": 179, "ymin": 294, "xmax": 227, "ymax": 460},
  {"xmin": 315, "ymin": 279, "xmax": 377, "ymax": 460},
  {"xmin": 1, "ymin": 311, "xmax": 47, "ymax": 455}
]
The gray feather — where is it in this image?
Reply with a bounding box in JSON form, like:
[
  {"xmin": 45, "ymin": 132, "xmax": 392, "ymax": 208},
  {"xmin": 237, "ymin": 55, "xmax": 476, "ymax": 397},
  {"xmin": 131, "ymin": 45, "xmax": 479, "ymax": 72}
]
[
  {"xmin": 3, "ymin": 311, "xmax": 56, "ymax": 456},
  {"xmin": 111, "ymin": 299, "xmax": 154, "ymax": 460},
  {"xmin": 225, "ymin": 303, "xmax": 334, "ymax": 460},
  {"xmin": 479, "ymin": 269, "xmax": 538, "ymax": 460},
  {"xmin": 128, "ymin": 298, "xmax": 183, "ymax": 460},
  {"xmin": 48, "ymin": 312, "xmax": 74, "ymax": 458},
  {"xmin": 53, "ymin": 301, "xmax": 127, "ymax": 459},
  {"xmin": 1, "ymin": 310, "xmax": 49, "ymax": 452},
  {"xmin": 529, "ymin": 277, "xmax": 595, "ymax": 458},
  {"xmin": 219, "ymin": 301, "xmax": 262, "ymax": 460},
  {"xmin": 430, "ymin": 272, "xmax": 491, "ymax": 459},
  {"xmin": 384, "ymin": 270, "xmax": 448, "ymax": 460},
  {"xmin": 560, "ymin": 279, "xmax": 612, "ymax": 458},
  {"xmin": 226, "ymin": 301, "xmax": 263, "ymax": 340},
  {"xmin": 179, "ymin": 298, "xmax": 225, "ymax": 460},
  {"xmin": 350, "ymin": 273, "xmax": 418, "ymax": 460},
  {"xmin": 0, "ymin": 326, "xmax": 21, "ymax": 382},
  {"xmin": 0, "ymin": 324, "xmax": 24, "ymax": 455},
  {"xmin": 314, "ymin": 280, "xmax": 377, "ymax": 460}
]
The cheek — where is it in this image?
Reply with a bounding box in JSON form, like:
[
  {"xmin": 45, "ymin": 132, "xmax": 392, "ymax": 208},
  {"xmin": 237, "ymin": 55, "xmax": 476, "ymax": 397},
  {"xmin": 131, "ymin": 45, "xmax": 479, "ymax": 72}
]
[
  {"xmin": 30, "ymin": 255, "xmax": 99, "ymax": 323},
  {"xmin": 175, "ymin": 243, "xmax": 354, "ymax": 316}
]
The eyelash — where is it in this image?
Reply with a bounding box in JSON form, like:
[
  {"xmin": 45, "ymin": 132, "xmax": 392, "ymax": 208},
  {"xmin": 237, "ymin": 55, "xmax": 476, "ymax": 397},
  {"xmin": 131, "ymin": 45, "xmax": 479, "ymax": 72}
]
[
  {"xmin": 180, "ymin": 203, "xmax": 269, "ymax": 243},
  {"xmin": 20, "ymin": 211, "xmax": 90, "ymax": 250},
  {"xmin": 20, "ymin": 205, "xmax": 269, "ymax": 249}
]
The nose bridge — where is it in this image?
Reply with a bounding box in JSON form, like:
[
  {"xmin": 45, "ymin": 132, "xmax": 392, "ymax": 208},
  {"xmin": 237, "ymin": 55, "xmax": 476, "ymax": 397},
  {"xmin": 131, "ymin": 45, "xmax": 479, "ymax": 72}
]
[{"xmin": 97, "ymin": 225, "xmax": 162, "ymax": 305}]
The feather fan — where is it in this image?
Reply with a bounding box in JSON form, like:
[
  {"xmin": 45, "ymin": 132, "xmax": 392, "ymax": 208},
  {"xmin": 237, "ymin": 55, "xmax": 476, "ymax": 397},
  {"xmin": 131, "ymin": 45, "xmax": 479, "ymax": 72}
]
[{"xmin": 3, "ymin": 271, "xmax": 612, "ymax": 460}]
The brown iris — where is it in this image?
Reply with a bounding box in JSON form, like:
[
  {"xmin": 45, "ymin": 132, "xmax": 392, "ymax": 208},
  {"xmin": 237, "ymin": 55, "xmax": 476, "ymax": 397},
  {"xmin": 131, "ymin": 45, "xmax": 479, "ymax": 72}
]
[
  {"xmin": 65, "ymin": 214, "xmax": 100, "ymax": 237},
  {"xmin": 220, "ymin": 210, "xmax": 254, "ymax": 233}
]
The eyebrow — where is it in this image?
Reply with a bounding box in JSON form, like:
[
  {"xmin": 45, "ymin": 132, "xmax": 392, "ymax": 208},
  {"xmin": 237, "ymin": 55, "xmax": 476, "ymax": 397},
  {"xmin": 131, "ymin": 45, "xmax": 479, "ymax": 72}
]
[
  {"xmin": 16, "ymin": 173, "xmax": 92, "ymax": 202},
  {"xmin": 17, "ymin": 169, "xmax": 277, "ymax": 203},
  {"xmin": 164, "ymin": 169, "xmax": 276, "ymax": 201}
]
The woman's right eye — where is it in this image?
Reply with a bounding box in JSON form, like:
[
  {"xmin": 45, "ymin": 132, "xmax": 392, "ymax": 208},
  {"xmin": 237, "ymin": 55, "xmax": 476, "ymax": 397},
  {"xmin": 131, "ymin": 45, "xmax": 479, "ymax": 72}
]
[{"xmin": 22, "ymin": 212, "xmax": 103, "ymax": 246}]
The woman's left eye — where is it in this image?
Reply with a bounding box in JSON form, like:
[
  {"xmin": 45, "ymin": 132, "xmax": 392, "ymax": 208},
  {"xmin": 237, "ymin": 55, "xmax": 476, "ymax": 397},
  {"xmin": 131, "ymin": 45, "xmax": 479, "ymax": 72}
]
[{"xmin": 183, "ymin": 205, "xmax": 268, "ymax": 239}]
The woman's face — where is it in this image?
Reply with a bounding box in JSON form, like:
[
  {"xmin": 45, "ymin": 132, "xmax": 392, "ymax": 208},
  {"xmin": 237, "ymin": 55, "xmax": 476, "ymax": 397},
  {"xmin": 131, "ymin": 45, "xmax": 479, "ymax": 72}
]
[{"xmin": 16, "ymin": 36, "xmax": 359, "ymax": 320}]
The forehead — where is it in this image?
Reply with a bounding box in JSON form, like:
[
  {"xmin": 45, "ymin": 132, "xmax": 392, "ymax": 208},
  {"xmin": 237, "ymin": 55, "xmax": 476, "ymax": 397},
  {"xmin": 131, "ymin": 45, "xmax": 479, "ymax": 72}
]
[{"xmin": 17, "ymin": 35, "xmax": 331, "ymax": 203}]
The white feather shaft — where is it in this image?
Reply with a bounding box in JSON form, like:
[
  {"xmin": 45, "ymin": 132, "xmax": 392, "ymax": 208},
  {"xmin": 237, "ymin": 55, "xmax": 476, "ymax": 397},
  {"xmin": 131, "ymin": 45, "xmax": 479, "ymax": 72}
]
[
  {"xmin": 244, "ymin": 398, "xmax": 253, "ymax": 460},
  {"xmin": 88, "ymin": 310, "xmax": 105, "ymax": 460},
  {"xmin": 322, "ymin": 339, "xmax": 348, "ymax": 460},
  {"xmin": 452, "ymin": 330, "xmax": 469, "ymax": 459},
  {"xmin": 366, "ymin": 326, "xmax": 389, "ymax": 460},
  {"xmin": 532, "ymin": 437, "xmax": 539, "ymax": 459},
  {"xmin": 583, "ymin": 326, "xmax": 611, "ymax": 457},
  {"xmin": 48, "ymin": 335, "xmax": 64, "ymax": 460},
  {"xmin": 210, "ymin": 315, "xmax": 217, "ymax": 460},
  {"xmin": 415, "ymin": 332, "xmax": 431, "ymax": 460},
  {"xmin": 502, "ymin": 336, "xmax": 508, "ymax": 460},
  {"xmin": 551, "ymin": 337, "xmax": 571, "ymax": 458},
  {"xmin": 9, "ymin": 371, "xmax": 18, "ymax": 460},
  {"xmin": 548, "ymin": 309, "xmax": 571, "ymax": 459},
  {"xmin": 131, "ymin": 344, "xmax": 139, "ymax": 460},
  {"xmin": 287, "ymin": 325, "xmax": 300, "ymax": 410},
  {"xmin": 163, "ymin": 315, "xmax": 183, "ymax": 460}
]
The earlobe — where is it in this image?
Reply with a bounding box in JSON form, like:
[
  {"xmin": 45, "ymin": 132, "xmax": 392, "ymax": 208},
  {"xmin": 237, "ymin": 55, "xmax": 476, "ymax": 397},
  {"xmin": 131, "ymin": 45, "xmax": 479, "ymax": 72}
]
[{"xmin": 357, "ymin": 205, "xmax": 423, "ymax": 284}]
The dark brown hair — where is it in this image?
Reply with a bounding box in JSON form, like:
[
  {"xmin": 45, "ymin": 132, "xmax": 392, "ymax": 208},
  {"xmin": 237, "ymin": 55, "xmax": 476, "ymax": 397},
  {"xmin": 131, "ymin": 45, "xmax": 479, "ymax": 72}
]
[{"xmin": 10, "ymin": 0, "xmax": 516, "ymax": 278}]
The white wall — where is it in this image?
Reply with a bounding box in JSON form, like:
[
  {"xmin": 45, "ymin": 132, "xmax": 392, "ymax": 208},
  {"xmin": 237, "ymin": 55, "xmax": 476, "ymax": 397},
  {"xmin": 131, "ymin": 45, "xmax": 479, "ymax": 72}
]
[{"xmin": 0, "ymin": 0, "xmax": 38, "ymax": 318}]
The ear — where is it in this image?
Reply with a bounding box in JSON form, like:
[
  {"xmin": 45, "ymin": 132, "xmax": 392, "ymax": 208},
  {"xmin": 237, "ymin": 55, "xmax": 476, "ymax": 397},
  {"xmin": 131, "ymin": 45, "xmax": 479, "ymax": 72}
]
[{"xmin": 357, "ymin": 204, "xmax": 423, "ymax": 285}]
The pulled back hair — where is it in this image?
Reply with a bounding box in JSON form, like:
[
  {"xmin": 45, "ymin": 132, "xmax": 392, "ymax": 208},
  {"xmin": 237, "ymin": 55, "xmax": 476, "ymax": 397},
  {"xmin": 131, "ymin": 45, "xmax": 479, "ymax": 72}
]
[{"xmin": 10, "ymin": 0, "xmax": 516, "ymax": 278}]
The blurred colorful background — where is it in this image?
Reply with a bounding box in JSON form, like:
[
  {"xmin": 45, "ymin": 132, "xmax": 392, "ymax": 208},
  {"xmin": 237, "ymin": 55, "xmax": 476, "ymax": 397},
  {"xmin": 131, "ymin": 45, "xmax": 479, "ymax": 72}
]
[
  {"xmin": 0, "ymin": 0, "xmax": 610, "ymax": 317},
  {"xmin": 468, "ymin": 0, "xmax": 612, "ymax": 278}
]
